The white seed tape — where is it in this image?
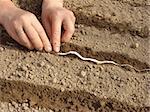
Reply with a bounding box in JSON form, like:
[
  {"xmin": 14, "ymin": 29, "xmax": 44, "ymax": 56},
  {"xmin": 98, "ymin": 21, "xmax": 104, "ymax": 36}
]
[{"xmin": 58, "ymin": 51, "xmax": 150, "ymax": 72}]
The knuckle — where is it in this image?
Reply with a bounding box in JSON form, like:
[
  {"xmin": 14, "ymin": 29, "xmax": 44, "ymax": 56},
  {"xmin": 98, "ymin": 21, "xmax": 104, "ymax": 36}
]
[
  {"xmin": 12, "ymin": 20, "xmax": 19, "ymax": 27},
  {"xmin": 27, "ymin": 12, "xmax": 35, "ymax": 18},
  {"xmin": 15, "ymin": 28, "xmax": 21, "ymax": 35},
  {"xmin": 20, "ymin": 12, "xmax": 35, "ymax": 21},
  {"xmin": 19, "ymin": 17, "xmax": 27, "ymax": 24},
  {"xmin": 14, "ymin": 27, "xmax": 22, "ymax": 35},
  {"xmin": 54, "ymin": 11, "xmax": 61, "ymax": 16},
  {"xmin": 19, "ymin": 15, "xmax": 26, "ymax": 21}
]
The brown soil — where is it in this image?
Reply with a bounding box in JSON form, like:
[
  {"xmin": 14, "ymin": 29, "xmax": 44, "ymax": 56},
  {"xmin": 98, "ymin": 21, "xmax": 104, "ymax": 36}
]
[{"xmin": 0, "ymin": 0, "xmax": 150, "ymax": 112}]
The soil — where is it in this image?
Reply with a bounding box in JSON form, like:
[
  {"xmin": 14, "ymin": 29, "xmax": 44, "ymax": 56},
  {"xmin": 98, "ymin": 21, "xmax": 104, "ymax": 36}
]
[{"xmin": 0, "ymin": 0, "xmax": 150, "ymax": 112}]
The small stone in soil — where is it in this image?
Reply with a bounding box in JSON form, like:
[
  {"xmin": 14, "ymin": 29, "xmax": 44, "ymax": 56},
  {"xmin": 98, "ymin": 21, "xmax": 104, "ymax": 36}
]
[
  {"xmin": 130, "ymin": 43, "xmax": 139, "ymax": 49},
  {"xmin": 61, "ymin": 79, "xmax": 66, "ymax": 85},
  {"xmin": 29, "ymin": 100, "xmax": 37, "ymax": 107},
  {"xmin": 16, "ymin": 72, "xmax": 22, "ymax": 78},
  {"xmin": 49, "ymin": 110, "xmax": 54, "ymax": 112},
  {"xmin": 11, "ymin": 101, "xmax": 18, "ymax": 108},
  {"xmin": 67, "ymin": 75, "xmax": 71, "ymax": 79},
  {"xmin": 61, "ymin": 87, "xmax": 65, "ymax": 92},
  {"xmin": 22, "ymin": 103, "xmax": 29, "ymax": 110},
  {"xmin": 80, "ymin": 29, "xmax": 87, "ymax": 35},
  {"xmin": 80, "ymin": 71, "xmax": 87, "ymax": 77},
  {"xmin": 100, "ymin": 101, "xmax": 106, "ymax": 107},
  {"xmin": 17, "ymin": 63, "xmax": 22, "ymax": 67},
  {"xmin": 4, "ymin": 58, "xmax": 9, "ymax": 62},
  {"xmin": 45, "ymin": 64, "xmax": 51, "ymax": 69},
  {"xmin": 21, "ymin": 66, "xmax": 28, "ymax": 71},
  {"xmin": 38, "ymin": 61, "xmax": 45, "ymax": 67},
  {"xmin": 112, "ymin": 75, "xmax": 117, "ymax": 80},
  {"xmin": 75, "ymin": 24, "xmax": 84, "ymax": 28},
  {"xmin": 0, "ymin": 47, "xmax": 4, "ymax": 52},
  {"xmin": 52, "ymin": 78, "xmax": 58, "ymax": 83}
]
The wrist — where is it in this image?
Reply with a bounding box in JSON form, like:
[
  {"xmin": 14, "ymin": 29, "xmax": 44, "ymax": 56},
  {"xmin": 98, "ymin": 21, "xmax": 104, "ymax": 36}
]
[
  {"xmin": 0, "ymin": 0, "xmax": 16, "ymax": 25},
  {"xmin": 42, "ymin": 0, "xmax": 63, "ymax": 8}
]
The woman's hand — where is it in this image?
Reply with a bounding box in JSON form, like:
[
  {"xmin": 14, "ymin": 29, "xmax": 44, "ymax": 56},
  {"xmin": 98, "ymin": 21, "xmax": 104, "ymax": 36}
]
[
  {"xmin": 42, "ymin": 0, "xmax": 76, "ymax": 52},
  {"xmin": 0, "ymin": 0, "xmax": 52, "ymax": 51}
]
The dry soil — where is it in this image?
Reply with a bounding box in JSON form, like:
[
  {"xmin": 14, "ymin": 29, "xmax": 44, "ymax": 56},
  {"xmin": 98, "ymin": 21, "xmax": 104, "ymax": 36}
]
[{"xmin": 0, "ymin": 0, "xmax": 150, "ymax": 112}]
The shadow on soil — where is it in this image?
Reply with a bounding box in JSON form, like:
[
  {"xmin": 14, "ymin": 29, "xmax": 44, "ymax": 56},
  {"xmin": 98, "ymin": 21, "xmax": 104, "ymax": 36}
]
[
  {"xmin": 74, "ymin": 11, "xmax": 149, "ymax": 38},
  {"xmin": 0, "ymin": 78, "xmax": 150, "ymax": 111},
  {"xmin": 0, "ymin": 32, "xmax": 150, "ymax": 72},
  {"xmin": 60, "ymin": 43, "xmax": 150, "ymax": 72}
]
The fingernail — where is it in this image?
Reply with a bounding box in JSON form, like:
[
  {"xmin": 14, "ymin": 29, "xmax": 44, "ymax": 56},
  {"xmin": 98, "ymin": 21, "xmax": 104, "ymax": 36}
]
[
  {"xmin": 55, "ymin": 47, "xmax": 60, "ymax": 52},
  {"xmin": 37, "ymin": 47, "xmax": 43, "ymax": 51},
  {"xmin": 45, "ymin": 46, "xmax": 52, "ymax": 52}
]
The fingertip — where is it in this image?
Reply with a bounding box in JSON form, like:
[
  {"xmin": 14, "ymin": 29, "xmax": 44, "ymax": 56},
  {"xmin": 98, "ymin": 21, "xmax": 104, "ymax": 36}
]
[
  {"xmin": 37, "ymin": 47, "xmax": 43, "ymax": 51},
  {"xmin": 45, "ymin": 46, "xmax": 52, "ymax": 52},
  {"xmin": 54, "ymin": 46, "xmax": 60, "ymax": 52},
  {"xmin": 28, "ymin": 46, "xmax": 34, "ymax": 50}
]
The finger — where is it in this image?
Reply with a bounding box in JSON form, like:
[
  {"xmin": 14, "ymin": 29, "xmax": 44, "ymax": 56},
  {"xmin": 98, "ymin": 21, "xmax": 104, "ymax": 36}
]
[
  {"xmin": 32, "ymin": 19, "xmax": 52, "ymax": 52},
  {"xmin": 61, "ymin": 18, "xmax": 75, "ymax": 42},
  {"xmin": 23, "ymin": 23, "xmax": 43, "ymax": 51},
  {"xmin": 7, "ymin": 26, "xmax": 33, "ymax": 50},
  {"xmin": 51, "ymin": 17, "xmax": 62, "ymax": 52},
  {"xmin": 6, "ymin": 27, "xmax": 21, "ymax": 44},
  {"xmin": 42, "ymin": 18, "xmax": 52, "ymax": 39},
  {"xmin": 15, "ymin": 27, "xmax": 34, "ymax": 49}
]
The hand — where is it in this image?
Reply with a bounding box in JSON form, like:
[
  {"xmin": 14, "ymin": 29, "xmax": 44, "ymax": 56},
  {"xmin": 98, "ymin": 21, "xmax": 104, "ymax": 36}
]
[
  {"xmin": 0, "ymin": 1, "xmax": 52, "ymax": 51},
  {"xmin": 42, "ymin": 0, "xmax": 75, "ymax": 52}
]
